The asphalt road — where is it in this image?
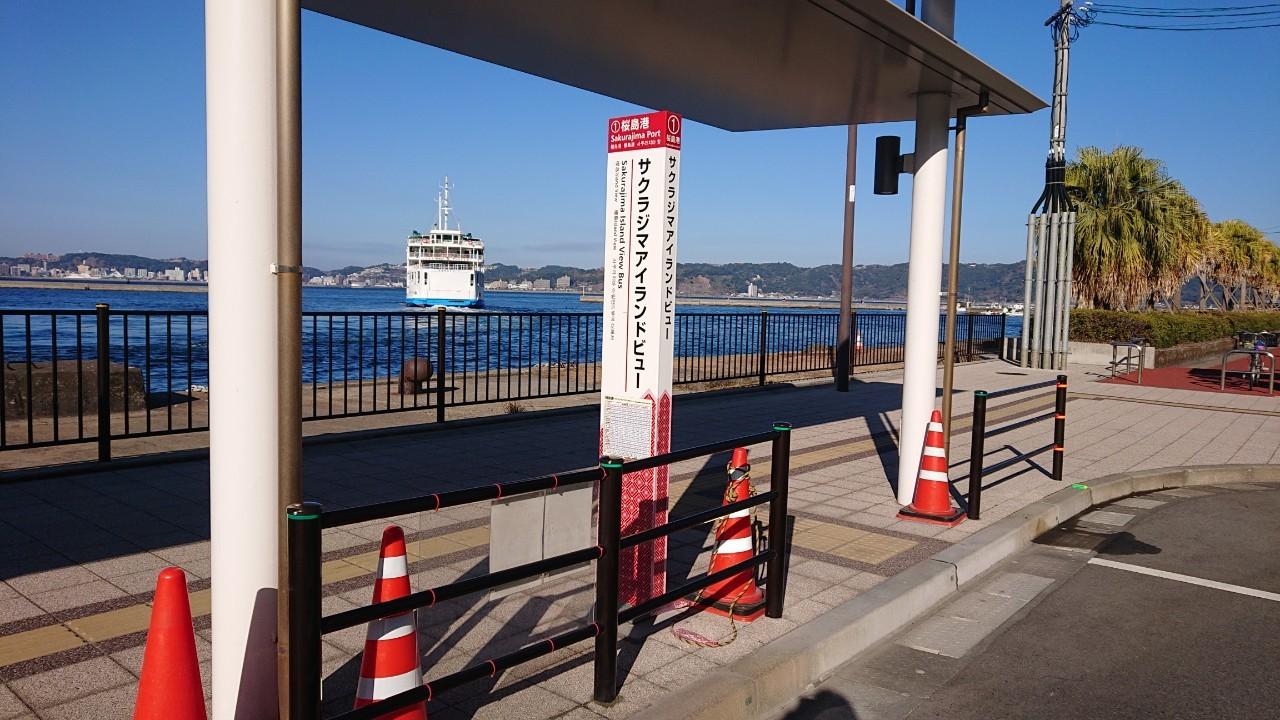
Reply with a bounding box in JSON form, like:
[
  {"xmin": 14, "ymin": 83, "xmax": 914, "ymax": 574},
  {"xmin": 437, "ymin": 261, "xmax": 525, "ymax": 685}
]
[{"xmin": 777, "ymin": 483, "xmax": 1280, "ymax": 720}]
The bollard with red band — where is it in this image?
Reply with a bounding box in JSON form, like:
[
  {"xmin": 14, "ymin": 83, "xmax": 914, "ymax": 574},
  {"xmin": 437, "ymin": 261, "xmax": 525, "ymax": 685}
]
[
  {"xmin": 898, "ymin": 410, "xmax": 966, "ymax": 526},
  {"xmin": 1052, "ymin": 374, "xmax": 1067, "ymax": 481},
  {"xmin": 354, "ymin": 525, "xmax": 426, "ymax": 719},
  {"xmin": 694, "ymin": 447, "xmax": 766, "ymax": 621}
]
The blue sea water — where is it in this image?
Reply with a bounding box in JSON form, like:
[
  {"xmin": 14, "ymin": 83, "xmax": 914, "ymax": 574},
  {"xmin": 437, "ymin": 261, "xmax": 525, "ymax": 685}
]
[{"xmin": 0, "ymin": 287, "xmax": 1018, "ymax": 393}]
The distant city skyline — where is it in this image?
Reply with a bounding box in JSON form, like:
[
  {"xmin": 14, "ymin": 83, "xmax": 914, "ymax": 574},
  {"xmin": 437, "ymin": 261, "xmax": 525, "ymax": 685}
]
[{"xmin": 1, "ymin": 2, "xmax": 1276, "ymax": 271}]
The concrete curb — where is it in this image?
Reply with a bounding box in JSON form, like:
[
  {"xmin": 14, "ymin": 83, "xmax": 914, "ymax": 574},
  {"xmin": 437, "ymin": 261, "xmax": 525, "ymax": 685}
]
[{"xmin": 638, "ymin": 463, "xmax": 1279, "ymax": 720}]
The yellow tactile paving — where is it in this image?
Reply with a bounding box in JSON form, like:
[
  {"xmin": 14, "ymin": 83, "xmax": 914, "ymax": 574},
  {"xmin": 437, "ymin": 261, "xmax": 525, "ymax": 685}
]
[
  {"xmin": 0, "ymin": 524, "xmax": 497, "ymax": 669},
  {"xmin": 321, "ymin": 559, "xmax": 369, "ymax": 585},
  {"xmin": 791, "ymin": 519, "xmax": 916, "ymax": 565},
  {"xmin": 0, "ymin": 624, "xmax": 84, "ymax": 667},
  {"xmin": 830, "ymin": 533, "xmax": 917, "ymax": 565},
  {"xmin": 65, "ymin": 603, "xmax": 154, "ymax": 642}
]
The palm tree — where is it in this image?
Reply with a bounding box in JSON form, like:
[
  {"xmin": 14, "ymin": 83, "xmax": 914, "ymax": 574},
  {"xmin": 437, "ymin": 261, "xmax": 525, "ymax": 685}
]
[
  {"xmin": 1065, "ymin": 146, "xmax": 1207, "ymax": 310},
  {"xmin": 1206, "ymin": 219, "xmax": 1275, "ymax": 308}
]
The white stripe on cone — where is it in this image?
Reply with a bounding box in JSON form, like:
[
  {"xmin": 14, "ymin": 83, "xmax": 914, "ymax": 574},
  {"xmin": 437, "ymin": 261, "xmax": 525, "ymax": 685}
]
[
  {"xmin": 928, "ymin": 422, "xmax": 944, "ymax": 432},
  {"xmin": 356, "ymin": 666, "xmax": 421, "ymax": 701},
  {"xmin": 376, "ymin": 554, "xmax": 408, "ymax": 580},
  {"xmin": 366, "ymin": 613, "xmax": 415, "ymax": 642},
  {"xmin": 918, "ymin": 469, "xmax": 949, "ymax": 482},
  {"xmin": 717, "ymin": 536, "xmax": 754, "ymax": 554},
  {"xmin": 923, "ymin": 445, "xmax": 946, "ymax": 457}
]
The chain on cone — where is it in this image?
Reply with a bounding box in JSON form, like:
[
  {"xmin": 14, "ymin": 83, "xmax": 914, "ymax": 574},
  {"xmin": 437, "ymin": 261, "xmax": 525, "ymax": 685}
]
[
  {"xmin": 898, "ymin": 409, "xmax": 966, "ymax": 526},
  {"xmin": 134, "ymin": 567, "xmax": 206, "ymax": 720},
  {"xmin": 354, "ymin": 525, "xmax": 426, "ymax": 719},
  {"xmin": 695, "ymin": 446, "xmax": 766, "ymax": 622}
]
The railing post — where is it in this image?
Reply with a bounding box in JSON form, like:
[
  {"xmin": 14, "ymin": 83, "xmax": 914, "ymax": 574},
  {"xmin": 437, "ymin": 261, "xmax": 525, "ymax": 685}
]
[
  {"xmin": 435, "ymin": 306, "xmax": 446, "ymax": 424},
  {"xmin": 850, "ymin": 310, "xmax": 859, "ymax": 370},
  {"xmin": 966, "ymin": 391, "xmax": 987, "ymax": 520},
  {"xmin": 766, "ymin": 422, "xmax": 792, "ymax": 618},
  {"xmin": 965, "ymin": 312, "xmax": 975, "ymax": 360},
  {"xmin": 1053, "ymin": 374, "xmax": 1067, "ymax": 481},
  {"xmin": 593, "ymin": 458, "xmax": 623, "ymax": 704},
  {"xmin": 95, "ymin": 303, "xmax": 111, "ymax": 462},
  {"xmin": 286, "ymin": 502, "xmax": 323, "ymax": 720},
  {"xmin": 757, "ymin": 311, "xmax": 769, "ymax": 386}
]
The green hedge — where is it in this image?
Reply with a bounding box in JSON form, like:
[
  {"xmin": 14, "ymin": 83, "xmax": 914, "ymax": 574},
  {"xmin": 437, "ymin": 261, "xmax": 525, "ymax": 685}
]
[{"xmin": 1069, "ymin": 310, "xmax": 1280, "ymax": 348}]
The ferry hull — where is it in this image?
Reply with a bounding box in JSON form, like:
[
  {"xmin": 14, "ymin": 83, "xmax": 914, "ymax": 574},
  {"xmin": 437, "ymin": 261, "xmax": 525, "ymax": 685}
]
[{"xmin": 405, "ymin": 296, "xmax": 484, "ymax": 308}]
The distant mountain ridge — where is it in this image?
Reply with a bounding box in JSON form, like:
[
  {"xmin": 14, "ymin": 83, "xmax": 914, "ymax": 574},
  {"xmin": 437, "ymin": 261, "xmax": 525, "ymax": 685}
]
[
  {"xmin": 4, "ymin": 252, "xmax": 1031, "ymax": 302},
  {"xmin": 490, "ymin": 261, "xmax": 1029, "ymax": 302}
]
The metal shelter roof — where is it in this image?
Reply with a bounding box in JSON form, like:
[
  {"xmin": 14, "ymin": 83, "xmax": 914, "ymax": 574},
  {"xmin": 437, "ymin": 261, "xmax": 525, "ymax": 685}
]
[{"xmin": 301, "ymin": 0, "xmax": 1046, "ymax": 131}]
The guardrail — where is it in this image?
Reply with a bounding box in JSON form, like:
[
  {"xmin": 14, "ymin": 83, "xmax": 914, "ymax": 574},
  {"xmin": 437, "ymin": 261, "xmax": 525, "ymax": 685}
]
[
  {"xmin": 0, "ymin": 304, "xmax": 1006, "ymax": 459},
  {"xmin": 965, "ymin": 375, "xmax": 1067, "ymax": 520},
  {"xmin": 285, "ymin": 423, "xmax": 793, "ymax": 718}
]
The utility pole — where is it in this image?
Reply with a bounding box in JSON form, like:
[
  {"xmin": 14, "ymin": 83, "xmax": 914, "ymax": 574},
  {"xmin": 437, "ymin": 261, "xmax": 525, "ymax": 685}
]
[{"xmin": 1021, "ymin": 0, "xmax": 1090, "ymax": 370}]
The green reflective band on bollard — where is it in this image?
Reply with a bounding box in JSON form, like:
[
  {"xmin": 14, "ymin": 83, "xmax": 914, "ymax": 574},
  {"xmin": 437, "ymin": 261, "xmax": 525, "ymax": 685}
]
[{"xmin": 772, "ymin": 422, "xmax": 792, "ymax": 432}]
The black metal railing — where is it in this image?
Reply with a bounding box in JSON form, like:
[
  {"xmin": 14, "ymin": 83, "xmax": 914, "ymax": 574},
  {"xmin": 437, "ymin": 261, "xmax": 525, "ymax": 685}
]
[
  {"xmin": 286, "ymin": 423, "xmax": 793, "ymax": 718},
  {"xmin": 0, "ymin": 304, "xmax": 1006, "ymax": 458},
  {"xmin": 965, "ymin": 374, "xmax": 1068, "ymax": 520}
]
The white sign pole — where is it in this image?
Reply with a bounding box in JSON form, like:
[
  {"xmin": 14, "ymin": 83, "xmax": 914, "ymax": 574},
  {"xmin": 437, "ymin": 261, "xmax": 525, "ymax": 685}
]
[{"xmin": 601, "ymin": 111, "xmax": 681, "ymax": 605}]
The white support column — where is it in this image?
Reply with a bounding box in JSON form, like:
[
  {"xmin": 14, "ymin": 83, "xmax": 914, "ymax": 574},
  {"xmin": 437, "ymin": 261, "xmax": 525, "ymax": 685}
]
[
  {"xmin": 206, "ymin": 1, "xmax": 280, "ymax": 717},
  {"xmin": 896, "ymin": 91, "xmax": 950, "ymax": 506}
]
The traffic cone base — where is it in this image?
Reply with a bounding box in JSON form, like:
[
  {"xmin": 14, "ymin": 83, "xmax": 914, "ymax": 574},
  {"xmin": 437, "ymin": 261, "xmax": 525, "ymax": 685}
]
[
  {"xmin": 898, "ymin": 410, "xmax": 966, "ymax": 527},
  {"xmin": 694, "ymin": 591, "xmax": 766, "ymax": 621},
  {"xmin": 897, "ymin": 503, "xmax": 966, "ymax": 527}
]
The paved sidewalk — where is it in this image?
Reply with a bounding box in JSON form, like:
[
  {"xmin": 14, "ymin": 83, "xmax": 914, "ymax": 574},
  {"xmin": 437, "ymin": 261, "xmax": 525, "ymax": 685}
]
[{"xmin": 0, "ymin": 360, "xmax": 1277, "ymax": 718}]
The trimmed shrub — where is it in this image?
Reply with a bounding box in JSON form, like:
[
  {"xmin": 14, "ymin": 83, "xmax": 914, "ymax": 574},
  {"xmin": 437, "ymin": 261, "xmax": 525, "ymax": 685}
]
[{"xmin": 1069, "ymin": 309, "xmax": 1280, "ymax": 348}]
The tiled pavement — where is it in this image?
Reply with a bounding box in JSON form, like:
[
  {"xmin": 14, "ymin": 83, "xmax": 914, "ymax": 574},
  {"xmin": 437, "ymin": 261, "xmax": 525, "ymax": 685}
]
[{"xmin": 1, "ymin": 360, "xmax": 1277, "ymax": 718}]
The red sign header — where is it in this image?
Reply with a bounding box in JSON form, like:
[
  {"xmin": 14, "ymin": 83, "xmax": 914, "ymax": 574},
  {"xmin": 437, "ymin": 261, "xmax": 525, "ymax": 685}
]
[{"xmin": 607, "ymin": 111, "xmax": 681, "ymax": 153}]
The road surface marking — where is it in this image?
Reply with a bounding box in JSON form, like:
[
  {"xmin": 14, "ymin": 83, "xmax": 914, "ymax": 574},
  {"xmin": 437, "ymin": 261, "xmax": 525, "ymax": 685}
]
[{"xmin": 1088, "ymin": 558, "xmax": 1280, "ymax": 603}]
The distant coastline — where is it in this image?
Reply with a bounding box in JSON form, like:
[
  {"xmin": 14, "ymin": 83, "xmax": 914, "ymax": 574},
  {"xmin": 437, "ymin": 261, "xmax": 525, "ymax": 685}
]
[{"xmin": 0, "ymin": 277, "xmax": 209, "ymax": 293}]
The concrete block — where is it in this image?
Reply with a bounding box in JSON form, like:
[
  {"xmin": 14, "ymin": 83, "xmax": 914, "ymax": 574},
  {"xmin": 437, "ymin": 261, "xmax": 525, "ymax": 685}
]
[
  {"xmin": 931, "ymin": 502, "xmax": 1057, "ymax": 586},
  {"xmin": 1183, "ymin": 465, "xmax": 1251, "ymax": 487},
  {"xmin": 1129, "ymin": 467, "xmax": 1186, "ymax": 493},
  {"xmin": 641, "ymin": 670, "xmax": 756, "ymax": 720},
  {"xmin": 1040, "ymin": 485, "xmax": 1093, "ymax": 523},
  {"xmin": 1086, "ymin": 473, "xmax": 1134, "ymax": 504},
  {"xmin": 1249, "ymin": 464, "xmax": 1280, "ymax": 483}
]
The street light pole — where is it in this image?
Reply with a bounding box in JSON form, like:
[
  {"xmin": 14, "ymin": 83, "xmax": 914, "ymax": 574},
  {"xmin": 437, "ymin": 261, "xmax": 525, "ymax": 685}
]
[
  {"xmin": 835, "ymin": 125, "xmax": 857, "ymax": 392},
  {"xmin": 940, "ymin": 91, "xmax": 988, "ymax": 453}
]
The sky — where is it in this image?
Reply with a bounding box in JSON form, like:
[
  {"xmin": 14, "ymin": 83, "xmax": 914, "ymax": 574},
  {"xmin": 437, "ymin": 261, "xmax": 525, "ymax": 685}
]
[{"xmin": 1, "ymin": 2, "xmax": 1277, "ymax": 271}]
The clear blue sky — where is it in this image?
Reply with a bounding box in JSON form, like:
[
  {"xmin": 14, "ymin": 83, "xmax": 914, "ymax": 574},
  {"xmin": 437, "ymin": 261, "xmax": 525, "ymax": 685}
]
[{"xmin": 1, "ymin": 1, "xmax": 1276, "ymax": 271}]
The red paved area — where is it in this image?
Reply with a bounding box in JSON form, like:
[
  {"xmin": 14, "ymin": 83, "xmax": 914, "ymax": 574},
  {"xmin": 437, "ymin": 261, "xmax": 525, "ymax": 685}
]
[{"xmin": 1104, "ymin": 355, "xmax": 1277, "ymax": 396}]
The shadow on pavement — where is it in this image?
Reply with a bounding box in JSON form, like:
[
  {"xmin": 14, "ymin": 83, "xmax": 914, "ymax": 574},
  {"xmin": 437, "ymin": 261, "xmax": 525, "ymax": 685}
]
[{"xmin": 780, "ymin": 688, "xmax": 861, "ymax": 719}]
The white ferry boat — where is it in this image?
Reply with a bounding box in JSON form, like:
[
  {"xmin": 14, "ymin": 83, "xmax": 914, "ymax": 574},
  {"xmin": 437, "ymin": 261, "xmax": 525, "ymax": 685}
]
[{"xmin": 405, "ymin": 177, "xmax": 485, "ymax": 308}]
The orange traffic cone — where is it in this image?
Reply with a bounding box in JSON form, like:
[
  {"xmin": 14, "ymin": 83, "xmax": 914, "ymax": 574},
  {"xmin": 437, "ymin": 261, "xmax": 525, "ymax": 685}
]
[
  {"xmin": 694, "ymin": 447, "xmax": 766, "ymax": 622},
  {"xmin": 898, "ymin": 410, "xmax": 966, "ymax": 526},
  {"xmin": 354, "ymin": 526, "xmax": 426, "ymax": 719},
  {"xmin": 134, "ymin": 567, "xmax": 206, "ymax": 720}
]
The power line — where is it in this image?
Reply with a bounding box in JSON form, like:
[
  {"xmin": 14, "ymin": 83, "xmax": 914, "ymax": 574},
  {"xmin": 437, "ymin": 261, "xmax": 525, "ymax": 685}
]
[
  {"xmin": 1099, "ymin": 2, "xmax": 1280, "ymax": 12},
  {"xmin": 1091, "ymin": 18, "xmax": 1280, "ymax": 29},
  {"xmin": 1088, "ymin": 1, "xmax": 1280, "ymax": 29}
]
